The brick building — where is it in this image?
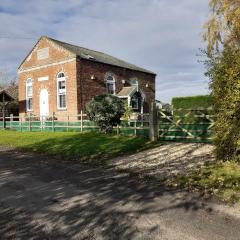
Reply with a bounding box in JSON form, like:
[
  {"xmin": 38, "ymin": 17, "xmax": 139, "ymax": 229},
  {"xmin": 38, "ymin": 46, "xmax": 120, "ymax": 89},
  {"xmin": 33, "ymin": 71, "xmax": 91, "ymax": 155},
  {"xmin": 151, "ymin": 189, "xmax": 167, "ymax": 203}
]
[{"xmin": 18, "ymin": 36, "xmax": 156, "ymax": 119}]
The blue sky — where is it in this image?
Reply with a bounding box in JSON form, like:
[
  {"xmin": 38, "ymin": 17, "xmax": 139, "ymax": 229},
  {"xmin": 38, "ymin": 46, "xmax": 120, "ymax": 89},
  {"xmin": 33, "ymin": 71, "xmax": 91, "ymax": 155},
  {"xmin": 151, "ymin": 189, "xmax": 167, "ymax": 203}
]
[{"xmin": 0, "ymin": 0, "xmax": 210, "ymax": 103}]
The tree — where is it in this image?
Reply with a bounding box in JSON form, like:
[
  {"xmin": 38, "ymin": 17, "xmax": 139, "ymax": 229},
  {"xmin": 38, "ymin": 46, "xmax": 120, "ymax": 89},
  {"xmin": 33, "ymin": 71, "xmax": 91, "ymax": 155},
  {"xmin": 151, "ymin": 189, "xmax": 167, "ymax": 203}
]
[
  {"xmin": 86, "ymin": 94, "xmax": 124, "ymax": 133},
  {"xmin": 203, "ymin": 0, "xmax": 240, "ymax": 54},
  {"xmin": 205, "ymin": 46, "xmax": 240, "ymax": 160},
  {"xmin": 204, "ymin": 0, "xmax": 240, "ymax": 161}
]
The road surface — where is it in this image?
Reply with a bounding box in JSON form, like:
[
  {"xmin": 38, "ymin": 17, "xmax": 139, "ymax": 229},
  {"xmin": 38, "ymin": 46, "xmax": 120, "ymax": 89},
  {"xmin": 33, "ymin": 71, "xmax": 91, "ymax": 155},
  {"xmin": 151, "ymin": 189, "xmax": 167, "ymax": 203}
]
[{"xmin": 0, "ymin": 148, "xmax": 240, "ymax": 240}]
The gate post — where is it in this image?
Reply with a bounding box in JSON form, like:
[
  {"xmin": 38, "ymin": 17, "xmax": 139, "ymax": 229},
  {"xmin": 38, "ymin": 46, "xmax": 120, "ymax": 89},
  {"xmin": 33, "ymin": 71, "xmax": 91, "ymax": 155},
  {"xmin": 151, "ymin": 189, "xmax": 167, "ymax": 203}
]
[{"xmin": 149, "ymin": 102, "xmax": 158, "ymax": 141}]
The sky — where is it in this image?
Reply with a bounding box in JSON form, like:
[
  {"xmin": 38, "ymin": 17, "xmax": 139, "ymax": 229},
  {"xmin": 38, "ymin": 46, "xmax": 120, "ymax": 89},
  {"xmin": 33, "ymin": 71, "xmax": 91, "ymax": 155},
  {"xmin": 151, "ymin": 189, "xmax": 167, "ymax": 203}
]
[{"xmin": 0, "ymin": 0, "xmax": 210, "ymax": 103}]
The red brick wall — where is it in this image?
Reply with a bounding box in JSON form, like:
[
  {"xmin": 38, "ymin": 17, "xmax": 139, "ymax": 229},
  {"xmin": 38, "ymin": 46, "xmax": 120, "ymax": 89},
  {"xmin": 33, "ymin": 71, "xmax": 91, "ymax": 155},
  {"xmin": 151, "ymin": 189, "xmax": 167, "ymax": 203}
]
[
  {"xmin": 18, "ymin": 37, "xmax": 78, "ymax": 120},
  {"xmin": 18, "ymin": 36, "xmax": 156, "ymax": 120},
  {"xmin": 76, "ymin": 59, "xmax": 155, "ymax": 112},
  {"xmin": 19, "ymin": 37, "xmax": 74, "ymax": 71}
]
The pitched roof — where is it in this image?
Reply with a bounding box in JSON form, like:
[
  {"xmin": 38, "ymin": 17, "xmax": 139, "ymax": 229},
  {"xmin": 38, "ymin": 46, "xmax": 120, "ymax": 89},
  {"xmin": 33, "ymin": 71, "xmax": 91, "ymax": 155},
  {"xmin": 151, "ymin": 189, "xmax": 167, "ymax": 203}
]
[
  {"xmin": 0, "ymin": 89, "xmax": 16, "ymax": 102},
  {"xmin": 0, "ymin": 85, "xmax": 18, "ymax": 101},
  {"xmin": 117, "ymin": 86, "xmax": 137, "ymax": 98},
  {"xmin": 46, "ymin": 36, "xmax": 156, "ymax": 75}
]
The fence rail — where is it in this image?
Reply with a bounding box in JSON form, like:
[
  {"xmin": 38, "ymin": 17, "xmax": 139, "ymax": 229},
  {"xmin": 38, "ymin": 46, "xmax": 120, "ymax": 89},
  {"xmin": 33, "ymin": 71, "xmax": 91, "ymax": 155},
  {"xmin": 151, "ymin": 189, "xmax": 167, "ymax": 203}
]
[
  {"xmin": 0, "ymin": 107, "xmax": 214, "ymax": 143},
  {"xmin": 0, "ymin": 112, "xmax": 150, "ymax": 138}
]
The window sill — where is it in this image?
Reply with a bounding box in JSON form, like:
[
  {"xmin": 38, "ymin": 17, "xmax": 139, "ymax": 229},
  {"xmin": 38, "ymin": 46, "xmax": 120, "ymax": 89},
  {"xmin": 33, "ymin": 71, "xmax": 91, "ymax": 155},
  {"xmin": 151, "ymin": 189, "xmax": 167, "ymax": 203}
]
[{"xmin": 57, "ymin": 108, "xmax": 67, "ymax": 111}]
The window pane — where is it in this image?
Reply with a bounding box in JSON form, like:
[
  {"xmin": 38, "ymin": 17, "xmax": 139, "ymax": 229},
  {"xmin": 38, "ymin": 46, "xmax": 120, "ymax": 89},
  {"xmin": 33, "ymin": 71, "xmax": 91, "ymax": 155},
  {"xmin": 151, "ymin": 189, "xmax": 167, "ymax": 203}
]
[
  {"xmin": 59, "ymin": 94, "xmax": 66, "ymax": 108},
  {"xmin": 58, "ymin": 73, "xmax": 65, "ymax": 78},
  {"xmin": 58, "ymin": 80, "xmax": 66, "ymax": 90},
  {"xmin": 107, "ymin": 76, "xmax": 114, "ymax": 81},
  {"xmin": 107, "ymin": 83, "xmax": 114, "ymax": 94},
  {"xmin": 131, "ymin": 97, "xmax": 138, "ymax": 109},
  {"xmin": 27, "ymin": 98, "xmax": 33, "ymax": 110},
  {"xmin": 27, "ymin": 86, "xmax": 32, "ymax": 97}
]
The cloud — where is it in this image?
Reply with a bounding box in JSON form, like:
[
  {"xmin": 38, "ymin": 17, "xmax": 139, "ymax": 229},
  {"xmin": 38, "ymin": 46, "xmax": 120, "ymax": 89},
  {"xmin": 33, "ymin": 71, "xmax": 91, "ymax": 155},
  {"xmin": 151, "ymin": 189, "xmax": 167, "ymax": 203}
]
[{"xmin": 0, "ymin": 0, "xmax": 210, "ymax": 102}]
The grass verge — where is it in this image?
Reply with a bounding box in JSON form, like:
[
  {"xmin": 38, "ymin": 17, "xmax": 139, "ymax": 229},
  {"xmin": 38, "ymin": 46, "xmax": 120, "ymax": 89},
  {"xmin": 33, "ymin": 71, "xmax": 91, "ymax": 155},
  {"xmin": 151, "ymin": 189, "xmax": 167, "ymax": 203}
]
[
  {"xmin": 0, "ymin": 130, "xmax": 157, "ymax": 164},
  {"xmin": 169, "ymin": 161, "xmax": 240, "ymax": 203}
]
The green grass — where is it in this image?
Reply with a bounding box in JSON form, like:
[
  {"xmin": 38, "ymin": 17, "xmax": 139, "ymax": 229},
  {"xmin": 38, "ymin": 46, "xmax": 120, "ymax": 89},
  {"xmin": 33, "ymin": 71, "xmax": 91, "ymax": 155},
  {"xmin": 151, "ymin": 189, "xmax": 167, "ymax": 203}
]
[
  {"xmin": 0, "ymin": 130, "xmax": 154, "ymax": 164},
  {"xmin": 170, "ymin": 161, "xmax": 240, "ymax": 203}
]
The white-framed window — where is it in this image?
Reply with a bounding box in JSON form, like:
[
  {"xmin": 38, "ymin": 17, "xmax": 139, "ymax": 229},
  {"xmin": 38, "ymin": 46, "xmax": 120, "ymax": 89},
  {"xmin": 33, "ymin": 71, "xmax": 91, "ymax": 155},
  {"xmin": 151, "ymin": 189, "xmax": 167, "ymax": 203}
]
[
  {"xmin": 130, "ymin": 78, "xmax": 139, "ymax": 86},
  {"xmin": 26, "ymin": 78, "xmax": 33, "ymax": 111},
  {"xmin": 131, "ymin": 95, "xmax": 139, "ymax": 110},
  {"xmin": 57, "ymin": 72, "xmax": 67, "ymax": 109},
  {"xmin": 105, "ymin": 74, "xmax": 116, "ymax": 95},
  {"xmin": 131, "ymin": 92, "xmax": 142, "ymax": 111}
]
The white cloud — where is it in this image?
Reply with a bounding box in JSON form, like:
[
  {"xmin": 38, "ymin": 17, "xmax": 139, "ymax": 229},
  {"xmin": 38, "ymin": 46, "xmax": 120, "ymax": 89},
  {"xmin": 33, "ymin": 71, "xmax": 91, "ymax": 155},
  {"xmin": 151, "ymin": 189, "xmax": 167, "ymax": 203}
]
[{"xmin": 0, "ymin": 0, "xmax": 210, "ymax": 102}]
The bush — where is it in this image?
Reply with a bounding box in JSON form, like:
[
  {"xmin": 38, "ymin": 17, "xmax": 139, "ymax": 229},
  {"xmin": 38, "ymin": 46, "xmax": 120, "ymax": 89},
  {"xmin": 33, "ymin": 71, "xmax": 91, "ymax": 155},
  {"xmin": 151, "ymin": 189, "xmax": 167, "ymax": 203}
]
[
  {"xmin": 86, "ymin": 94, "xmax": 124, "ymax": 133},
  {"xmin": 205, "ymin": 46, "xmax": 240, "ymax": 161}
]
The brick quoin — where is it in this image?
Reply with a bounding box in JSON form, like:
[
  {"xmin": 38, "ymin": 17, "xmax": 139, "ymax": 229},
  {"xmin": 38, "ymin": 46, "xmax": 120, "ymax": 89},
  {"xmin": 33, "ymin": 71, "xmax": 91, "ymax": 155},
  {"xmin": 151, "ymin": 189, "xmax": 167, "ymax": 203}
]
[{"xmin": 18, "ymin": 36, "xmax": 156, "ymax": 120}]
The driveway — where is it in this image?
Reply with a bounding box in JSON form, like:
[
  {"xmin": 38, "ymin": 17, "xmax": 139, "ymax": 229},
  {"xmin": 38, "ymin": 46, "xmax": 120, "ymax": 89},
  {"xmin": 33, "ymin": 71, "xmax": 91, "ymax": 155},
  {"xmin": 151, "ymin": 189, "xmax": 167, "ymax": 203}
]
[
  {"xmin": 111, "ymin": 143, "xmax": 215, "ymax": 182},
  {"xmin": 0, "ymin": 147, "xmax": 240, "ymax": 240}
]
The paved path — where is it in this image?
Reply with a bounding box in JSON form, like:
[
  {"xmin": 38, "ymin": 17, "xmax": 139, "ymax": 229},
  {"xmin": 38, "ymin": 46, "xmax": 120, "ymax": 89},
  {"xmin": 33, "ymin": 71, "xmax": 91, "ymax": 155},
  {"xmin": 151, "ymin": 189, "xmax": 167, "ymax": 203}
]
[{"xmin": 0, "ymin": 148, "xmax": 240, "ymax": 240}]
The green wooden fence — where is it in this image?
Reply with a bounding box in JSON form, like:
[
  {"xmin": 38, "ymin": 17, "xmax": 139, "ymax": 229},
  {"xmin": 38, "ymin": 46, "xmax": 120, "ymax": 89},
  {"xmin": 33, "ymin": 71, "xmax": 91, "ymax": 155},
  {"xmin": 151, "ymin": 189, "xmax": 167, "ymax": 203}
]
[
  {"xmin": 0, "ymin": 112, "xmax": 150, "ymax": 138},
  {"xmin": 158, "ymin": 108, "xmax": 214, "ymax": 143},
  {"xmin": 0, "ymin": 108, "xmax": 214, "ymax": 143}
]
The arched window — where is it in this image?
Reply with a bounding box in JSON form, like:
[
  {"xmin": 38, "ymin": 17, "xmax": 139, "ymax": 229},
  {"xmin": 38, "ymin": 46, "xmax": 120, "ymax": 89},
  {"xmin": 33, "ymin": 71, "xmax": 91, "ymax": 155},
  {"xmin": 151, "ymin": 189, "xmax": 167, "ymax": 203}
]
[
  {"xmin": 131, "ymin": 92, "xmax": 142, "ymax": 111},
  {"xmin": 57, "ymin": 72, "xmax": 66, "ymax": 109},
  {"xmin": 130, "ymin": 78, "xmax": 138, "ymax": 86},
  {"xmin": 105, "ymin": 73, "xmax": 116, "ymax": 95},
  {"xmin": 26, "ymin": 78, "xmax": 33, "ymax": 111}
]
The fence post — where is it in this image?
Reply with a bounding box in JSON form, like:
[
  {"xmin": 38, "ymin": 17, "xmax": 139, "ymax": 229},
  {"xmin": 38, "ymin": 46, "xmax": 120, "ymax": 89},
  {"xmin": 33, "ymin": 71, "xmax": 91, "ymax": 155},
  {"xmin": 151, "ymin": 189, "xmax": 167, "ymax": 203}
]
[
  {"xmin": 134, "ymin": 119, "xmax": 137, "ymax": 136},
  {"xmin": 117, "ymin": 124, "xmax": 119, "ymax": 135},
  {"xmin": 149, "ymin": 102, "xmax": 158, "ymax": 141},
  {"xmin": 20, "ymin": 116, "xmax": 22, "ymax": 132},
  {"xmin": 141, "ymin": 114, "xmax": 144, "ymax": 127},
  {"xmin": 80, "ymin": 110, "xmax": 83, "ymax": 132},
  {"xmin": 52, "ymin": 112, "xmax": 55, "ymax": 132},
  {"xmin": 10, "ymin": 114, "xmax": 13, "ymax": 129},
  {"xmin": 67, "ymin": 115, "xmax": 69, "ymax": 132},
  {"xmin": 28, "ymin": 113, "xmax": 32, "ymax": 132}
]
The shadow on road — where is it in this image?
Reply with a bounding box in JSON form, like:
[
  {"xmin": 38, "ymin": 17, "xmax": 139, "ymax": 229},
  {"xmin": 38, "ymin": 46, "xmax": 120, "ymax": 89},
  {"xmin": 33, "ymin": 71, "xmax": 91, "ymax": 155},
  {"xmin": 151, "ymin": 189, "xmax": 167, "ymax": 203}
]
[{"xmin": 0, "ymin": 149, "xmax": 218, "ymax": 239}]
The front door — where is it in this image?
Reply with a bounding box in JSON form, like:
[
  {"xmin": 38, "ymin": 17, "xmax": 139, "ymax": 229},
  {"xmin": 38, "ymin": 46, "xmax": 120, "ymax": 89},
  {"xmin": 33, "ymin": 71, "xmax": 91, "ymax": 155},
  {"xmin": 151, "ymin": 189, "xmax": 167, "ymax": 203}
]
[{"xmin": 40, "ymin": 89, "xmax": 49, "ymax": 118}]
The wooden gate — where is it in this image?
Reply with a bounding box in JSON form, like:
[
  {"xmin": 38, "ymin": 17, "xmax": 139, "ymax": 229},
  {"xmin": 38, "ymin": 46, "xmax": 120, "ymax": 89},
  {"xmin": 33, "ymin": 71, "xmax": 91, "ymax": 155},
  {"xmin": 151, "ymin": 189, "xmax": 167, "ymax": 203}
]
[{"xmin": 158, "ymin": 108, "xmax": 214, "ymax": 143}]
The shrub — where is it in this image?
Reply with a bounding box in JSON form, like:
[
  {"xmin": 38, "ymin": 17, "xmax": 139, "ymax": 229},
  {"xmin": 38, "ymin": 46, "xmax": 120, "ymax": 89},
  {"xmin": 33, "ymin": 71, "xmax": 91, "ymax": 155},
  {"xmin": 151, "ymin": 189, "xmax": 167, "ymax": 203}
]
[
  {"xmin": 86, "ymin": 94, "xmax": 124, "ymax": 133},
  {"xmin": 171, "ymin": 95, "xmax": 213, "ymax": 124},
  {"xmin": 205, "ymin": 46, "xmax": 240, "ymax": 161}
]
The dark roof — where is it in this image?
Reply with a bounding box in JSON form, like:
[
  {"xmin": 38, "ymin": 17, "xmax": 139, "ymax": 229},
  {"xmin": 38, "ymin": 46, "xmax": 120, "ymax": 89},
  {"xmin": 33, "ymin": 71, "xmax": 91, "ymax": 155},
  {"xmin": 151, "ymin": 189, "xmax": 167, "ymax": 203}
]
[
  {"xmin": 46, "ymin": 36, "xmax": 156, "ymax": 75},
  {"xmin": 0, "ymin": 89, "xmax": 15, "ymax": 102},
  {"xmin": 0, "ymin": 85, "xmax": 18, "ymax": 101}
]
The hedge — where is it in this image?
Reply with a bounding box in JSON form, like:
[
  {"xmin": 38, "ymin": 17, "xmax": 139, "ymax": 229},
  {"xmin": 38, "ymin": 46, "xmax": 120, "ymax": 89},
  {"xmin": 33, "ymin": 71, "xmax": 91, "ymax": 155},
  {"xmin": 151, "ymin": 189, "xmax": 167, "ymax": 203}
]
[
  {"xmin": 205, "ymin": 46, "xmax": 240, "ymax": 161},
  {"xmin": 171, "ymin": 95, "xmax": 213, "ymax": 124},
  {"xmin": 172, "ymin": 95, "xmax": 213, "ymax": 109}
]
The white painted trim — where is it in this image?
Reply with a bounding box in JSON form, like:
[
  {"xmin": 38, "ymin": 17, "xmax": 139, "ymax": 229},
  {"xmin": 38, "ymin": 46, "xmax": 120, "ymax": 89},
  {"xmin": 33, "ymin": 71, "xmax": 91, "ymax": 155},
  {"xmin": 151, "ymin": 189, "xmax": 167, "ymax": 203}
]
[
  {"xmin": 57, "ymin": 72, "xmax": 67, "ymax": 110},
  {"xmin": 18, "ymin": 58, "xmax": 76, "ymax": 74},
  {"xmin": 38, "ymin": 76, "xmax": 49, "ymax": 82}
]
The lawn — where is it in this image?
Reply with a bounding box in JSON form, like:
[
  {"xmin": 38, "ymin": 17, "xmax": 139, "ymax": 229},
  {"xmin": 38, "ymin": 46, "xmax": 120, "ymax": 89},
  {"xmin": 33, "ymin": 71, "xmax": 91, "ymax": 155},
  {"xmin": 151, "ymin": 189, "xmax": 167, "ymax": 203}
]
[
  {"xmin": 170, "ymin": 161, "xmax": 240, "ymax": 203},
  {"xmin": 0, "ymin": 131, "xmax": 153, "ymax": 164}
]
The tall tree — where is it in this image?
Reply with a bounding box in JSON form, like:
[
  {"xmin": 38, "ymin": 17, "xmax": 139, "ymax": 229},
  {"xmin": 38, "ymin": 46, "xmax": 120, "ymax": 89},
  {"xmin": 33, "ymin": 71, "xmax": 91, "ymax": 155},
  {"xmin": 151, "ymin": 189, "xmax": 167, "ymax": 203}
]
[
  {"xmin": 204, "ymin": 0, "xmax": 240, "ymax": 161},
  {"xmin": 203, "ymin": 0, "xmax": 240, "ymax": 54}
]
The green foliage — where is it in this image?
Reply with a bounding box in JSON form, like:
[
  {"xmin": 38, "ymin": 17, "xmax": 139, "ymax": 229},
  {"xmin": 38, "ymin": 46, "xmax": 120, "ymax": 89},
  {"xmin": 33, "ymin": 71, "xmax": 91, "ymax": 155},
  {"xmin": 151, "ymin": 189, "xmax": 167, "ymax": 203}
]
[
  {"xmin": 172, "ymin": 95, "xmax": 213, "ymax": 109},
  {"xmin": 0, "ymin": 131, "xmax": 149, "ymax": 164},
  {"xmin": 122, "ymin": 100, "xmax": 133, "ymax": 120},
  {"xmin": 86, "ymin": 94, "xmax": 124, "ymax": 133},
  {"xmin": 205, "ymin": 46, "xmax": 240, "ymax": 160},
  {"xmin": 171, "ymin": 161, "xmax": 240, "ymax": 203},
  {"xmin": 171, "ymin": 96, "xmax": 213, "ymax": 124}
]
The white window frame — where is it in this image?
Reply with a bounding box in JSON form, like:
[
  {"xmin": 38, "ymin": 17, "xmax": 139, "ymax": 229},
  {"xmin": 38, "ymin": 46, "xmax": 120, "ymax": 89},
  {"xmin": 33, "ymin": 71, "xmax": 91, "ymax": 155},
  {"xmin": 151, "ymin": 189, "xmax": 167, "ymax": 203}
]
[
  {"xmin": 26, "ymin": 78, "xmax": 33, "ymax": 111},
  {"xmin": 57, "ymin": 72, "xmax": 67, "ymax": 110},
  {"xmin": 105, "ymin": 74, "xmax": 116, "ymax": 95},
  {"xmin": 131, "ymin": 94, "xmax": 139, "ymax": 110}
]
